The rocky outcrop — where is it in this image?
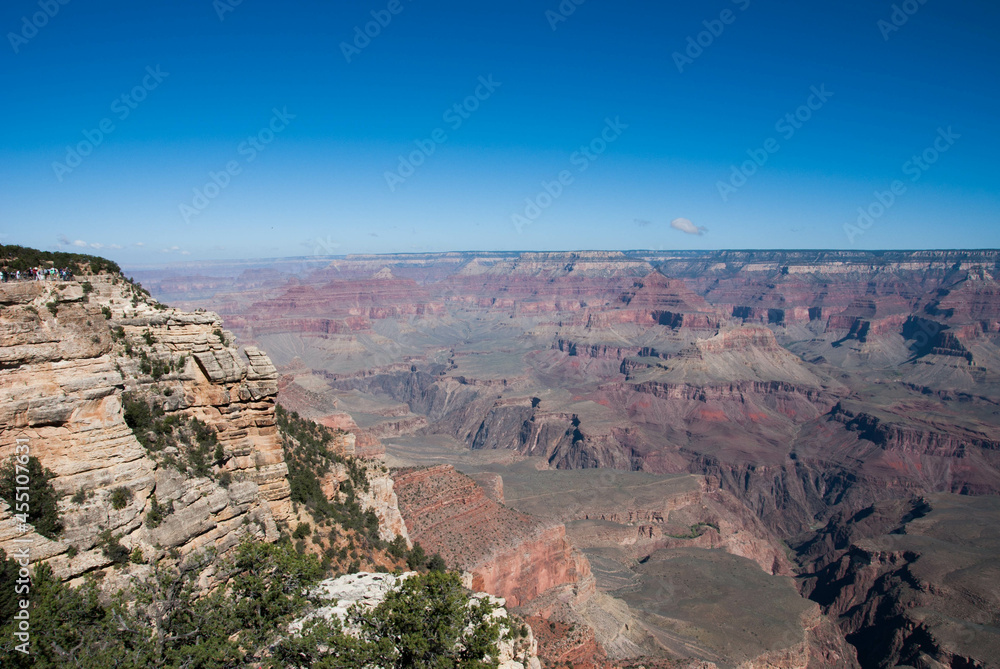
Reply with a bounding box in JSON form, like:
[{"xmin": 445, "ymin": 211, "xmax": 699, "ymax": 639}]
[
  {"xmin": 356, "ymin": 464, "xmax": 410, "ymax": 546},
  {"xmin": 393, "ymin": 465, "xmax": 594, "ymax": 610},
  {"xmin": 0, "ymin": 275, "xmax": 290, "ymax": 580},
  {"xmin": 290, "ymin": 571, "xmax": 541, "ymax": 669}
]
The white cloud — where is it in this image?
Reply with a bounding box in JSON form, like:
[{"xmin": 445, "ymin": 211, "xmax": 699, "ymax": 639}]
[
  {"xmin": 60, "ymin": 235, "xmax": 123, "ymax": 250},
  {"xmin": 134, "ymin": 242, "xmax": 145, "ymax": 247},
  {"xmin": 670, "ymin": 217, "xmax": 708, "ymax": 236}
]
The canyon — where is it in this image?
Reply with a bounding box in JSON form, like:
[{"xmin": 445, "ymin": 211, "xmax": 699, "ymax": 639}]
[{"xmin": 112, "ymin": 249, "xmax": 1000, "ymax": 666}]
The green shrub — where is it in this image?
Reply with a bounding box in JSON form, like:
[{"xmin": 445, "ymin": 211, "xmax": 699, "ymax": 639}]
[
  {"xmin": 97, "ymin": 529, "xmax": 129, "ymax": 566},
  {"xmin": 46, "ymin": 301, "xmax": 58, "ymax": 316},
  {"xmin": 0, "ymin": 243, "xmax": 121, "ymax": 274},
  {"xmin": 407, "ymin": 542, "xmax": 427, "ymax": 571},
  {"xmin": 0, "ymin": 456, "xmax": 63, "ymax": 539},
  {"xmin": 426, "ymin": 553, "xmax": 447, "ymax": 572},
  {"xmin": 101, "ymin": 305, "xmax": 112, "ymax": 319},
  {"xmin": 151, "ymin": 359, "xmax": 169, "ymax": 379},
  {"xmin": 387, "ymin": 535, "xmax": 408, "ymax": 558},
  {"xmin": 81, "ymin": 281, "xmax": 94, "ymax": 294},
  {"xmin": 110, "ymin": 487, "xmax": 130, "ymax": 510},
  {"xmin": 146, "ymin": 493, "xmax": 173, "ymax": 529}
]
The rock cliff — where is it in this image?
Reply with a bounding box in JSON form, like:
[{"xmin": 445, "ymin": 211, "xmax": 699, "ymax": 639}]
[
  {"xmin": 392, "ymin": 465, "xmax": 594, "ymax": 611},
  {"xmin": 128, "ymin": 249, "xmax": 1000, "ymax": 666},
  {"xmin": 0, "ymin": 275, "xmax": 294, "ymax": 580},
  {"xmin": 796, "ymin": 494, "xmax": 1000, "ymax": 668}
]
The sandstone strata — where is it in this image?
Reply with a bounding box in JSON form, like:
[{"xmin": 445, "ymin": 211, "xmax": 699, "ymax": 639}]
[
  {"xmin": 393, "ymin": 465, "xmax": 594, "ymax": 610},
  {"xmin": 0, "ymin": 276, "xmax": 292, "ymax": 580}
]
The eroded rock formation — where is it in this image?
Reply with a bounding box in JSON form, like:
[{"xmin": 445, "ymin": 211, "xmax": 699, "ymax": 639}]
[
  {"xmin": 393, "ymin": 465, "xmax": 594, "ymax": 610},
  {"xmin": 0, "ymin": 276, "xmax": 295, "ymax": 580}
]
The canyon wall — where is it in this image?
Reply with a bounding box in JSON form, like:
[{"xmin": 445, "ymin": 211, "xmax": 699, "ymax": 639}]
[
  {"xmin": 392, "ymin": 465, "xmax": 594, "ymax": 610},
  {"xmin": 0, "ymin": 276, "xmax": 293, "ymax": 581},
  {"xmin": 796, "ymin": 494, "xmax": 1000, "ymax": 668}
]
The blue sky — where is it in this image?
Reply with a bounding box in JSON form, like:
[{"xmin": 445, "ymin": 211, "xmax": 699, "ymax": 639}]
[{"xmin": 0, "ymin": 0, "xmax": 998, "ymax": 263}]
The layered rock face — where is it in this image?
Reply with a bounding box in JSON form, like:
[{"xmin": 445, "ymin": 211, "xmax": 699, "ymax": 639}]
[
  {"xmin": 392, "ymin": 465, "xmax": 594, "ymax": 610},
  {"xmin": 0, "ymin": 275, "xmax": 291, "ymax": 580},
  {"xmin": 796, "ymin": 494, "xmax": 1000, "ymax": 668},
  {"xmin": 353, "ymin": 461, "xmax": 410, "ymax": 545}
]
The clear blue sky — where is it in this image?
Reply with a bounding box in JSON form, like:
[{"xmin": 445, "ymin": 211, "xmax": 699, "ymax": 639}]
[{"xmin": 1, "ymin": 0, "xmax": 998, "ymax": 262}]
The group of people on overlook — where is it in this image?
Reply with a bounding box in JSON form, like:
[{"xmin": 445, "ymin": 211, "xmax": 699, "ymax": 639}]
[{"xmin": 0, "ymin": 266, "xmax": 75, "ymax": 282}]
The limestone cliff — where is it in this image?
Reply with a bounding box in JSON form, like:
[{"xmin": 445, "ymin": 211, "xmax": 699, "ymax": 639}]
[{"xmin": 0, "ymin": 274, "xmax": 293, "ymax": 580}]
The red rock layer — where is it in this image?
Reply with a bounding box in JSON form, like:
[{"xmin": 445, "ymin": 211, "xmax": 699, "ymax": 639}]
[{"xmin": 393, "ymin": 465, "xmax": 593, "ymax": 608}]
